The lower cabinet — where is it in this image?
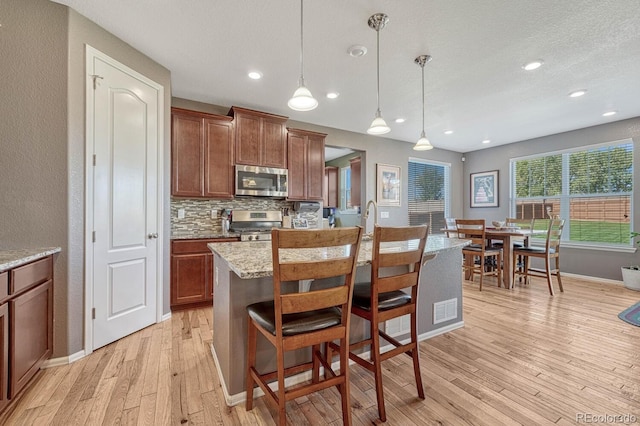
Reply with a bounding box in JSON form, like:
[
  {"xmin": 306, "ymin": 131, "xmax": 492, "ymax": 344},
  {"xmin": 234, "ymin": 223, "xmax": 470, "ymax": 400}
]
[
  {"xmin": 171, "ymin": 238, "xmax": 239, "ymax": 309},
  {"xmin": 0, "ymin": 255, "xmax": 54, "ymax": 414}
]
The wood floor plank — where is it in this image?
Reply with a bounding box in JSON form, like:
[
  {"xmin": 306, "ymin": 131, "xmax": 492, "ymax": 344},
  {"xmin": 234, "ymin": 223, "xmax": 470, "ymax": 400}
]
[{"xmin": 3, "ymin": 275, "xmax": 639, "ymax": 425}]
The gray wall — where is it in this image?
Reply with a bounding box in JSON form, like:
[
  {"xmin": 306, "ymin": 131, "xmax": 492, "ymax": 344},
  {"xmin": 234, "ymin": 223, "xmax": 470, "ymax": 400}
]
[
  {"xmin": 0, "ymin": 0, "xmax": 70, "ymax": 356},
  {"xmin": 1, "ymin": 0, "xmax": 171, "ymax": 357},
  {"xmin": 463, "ymin": 118, "xmax": 640, "ymax": 280}
]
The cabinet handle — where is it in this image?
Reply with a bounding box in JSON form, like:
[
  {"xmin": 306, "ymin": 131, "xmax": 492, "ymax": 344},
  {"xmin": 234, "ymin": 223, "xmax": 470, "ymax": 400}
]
[{"xmin": 148, "ymin": 233, "xmax": 159, "ymax": 239}]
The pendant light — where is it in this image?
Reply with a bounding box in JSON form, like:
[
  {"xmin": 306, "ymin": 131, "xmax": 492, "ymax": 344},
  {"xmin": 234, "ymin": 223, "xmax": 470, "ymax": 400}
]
[
  {"xmin": 413, "ymin": 54, "xmax": 434, "ymax": 151},
  {"xmin": 367, "ymin": 13, "xmax": 390, "ymax": 135},
  {"xmin": 288, "ymin": 0, "xmax": 317, "ymax": 111}
]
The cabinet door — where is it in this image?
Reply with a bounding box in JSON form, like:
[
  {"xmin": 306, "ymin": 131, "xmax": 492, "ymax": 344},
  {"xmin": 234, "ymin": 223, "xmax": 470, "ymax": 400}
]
[
  {"xmin": 172, "ymin": 112, "xmax": 204, "ymax": 196},
  {"xmin": 204, "ymin": 118, "xmax": 234, "ymax": 199},
  {"xmin": 262, "ymin": 118, "xmax": 287, "ymax": 168},
  {"xmin": 324, "ymin": 166, "xmax": 339, "ymax": 207},
  {"xmin": 0, "ymin": 303, "xmax": 7, "ymax": 412},
  {"xmin": 10, "ymin": 280, "xmax": 53, "ymax": 398},
  {"xmin": 235, "ymin": 114, "xmax": 261, "ymax": 166},
  {"xmin": 171, "ymin": 253, "xmax": 208, "ymax": 307},
  {"xmin": 306, "ymin": 135, "xmax": 325, "ymax": 201},
  {"xmin": 350, "ymin": 157, "xmax": 362, "ymax": 208},
  {"xmin": 287, "ymin": 132, "xmax": 307, "ymax": 200}
]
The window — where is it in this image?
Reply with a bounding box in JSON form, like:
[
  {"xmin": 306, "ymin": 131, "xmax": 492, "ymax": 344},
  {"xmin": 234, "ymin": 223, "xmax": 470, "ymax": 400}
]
[
  {"xmin": 511, "ymin": 139, "xmax": 633, "ymax": 247},
  {"xmin": 408, "ymin": 158, "xmax": 450, "ymax": 233},
  {"xmin": 340, "ymin": 166, "xmax": 352, "ymax": 210}
]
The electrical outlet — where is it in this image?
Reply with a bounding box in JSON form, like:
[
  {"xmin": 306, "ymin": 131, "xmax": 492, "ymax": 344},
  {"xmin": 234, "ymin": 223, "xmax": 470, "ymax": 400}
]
[
  {"xmin": 211, "ymin": 209, "xmax": 217, "ymax": 219},
  {"xmin": 380, "ymin": 211, "xmax": 389, "ymax": 219},
  {"xmin": 177, "ymin": 208, "xmax": 185, "ymax": 219}
]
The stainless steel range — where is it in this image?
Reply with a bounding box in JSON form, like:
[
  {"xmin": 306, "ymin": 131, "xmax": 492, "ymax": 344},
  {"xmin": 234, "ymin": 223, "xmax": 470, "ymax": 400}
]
[{"xmin": 230, "ymin": 210, "xmax": 283, "ymax": 241}]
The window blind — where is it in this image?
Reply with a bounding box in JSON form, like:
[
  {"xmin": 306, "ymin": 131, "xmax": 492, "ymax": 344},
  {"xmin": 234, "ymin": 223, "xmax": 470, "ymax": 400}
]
[{"xmin": 408, "ymin": 158, "xmax": 450, "ymax": 233}]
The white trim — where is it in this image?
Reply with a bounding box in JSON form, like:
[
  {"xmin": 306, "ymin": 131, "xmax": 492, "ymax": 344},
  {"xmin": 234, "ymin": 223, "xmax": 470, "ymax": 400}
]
[
  {"xmin": 162, "ymin": 312, "xmax": 172, "ymax": 322},
  {"xmin": 215, "ymin": 320, "xmax": 465, "ymax": 406},
  {"xmin": 408, "ymin": 156, "xmax": 452, "ymax": 168},
  {"xmin": 84, "ymin": 45, "xmax": 165, "ymax": 355},
  {"xmin": 510, "ymin": 137, "xmax": 633, "ymax": 161},
  {"xmin": 561, "ymin": 272, "xmax": 624, "ymax": 286},
  {"xmin": 560, "ymin": 241, "xmax": 637, "ymax": 253},
  {"xmin": 41, "ymin": 350, "xmax": 86, "ymax": 368}
]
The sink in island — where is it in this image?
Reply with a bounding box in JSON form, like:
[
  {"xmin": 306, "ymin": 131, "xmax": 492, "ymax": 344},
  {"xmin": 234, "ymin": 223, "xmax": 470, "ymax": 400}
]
[{"xmin": 208, "ymin": 235, "xmax": 469, "ymax": 405}]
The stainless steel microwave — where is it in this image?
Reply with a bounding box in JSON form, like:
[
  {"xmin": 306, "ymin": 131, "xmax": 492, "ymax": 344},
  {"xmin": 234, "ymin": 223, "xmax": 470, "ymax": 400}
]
[{"xmin": 235, "ymin": 165, "xmax": 288, "ymax": 198}]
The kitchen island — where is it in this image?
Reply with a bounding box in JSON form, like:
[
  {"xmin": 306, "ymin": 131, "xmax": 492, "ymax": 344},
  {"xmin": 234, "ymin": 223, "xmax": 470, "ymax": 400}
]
[{"xmin": 209, "ymin": 235, "xmax": 469, "ymax": 405}]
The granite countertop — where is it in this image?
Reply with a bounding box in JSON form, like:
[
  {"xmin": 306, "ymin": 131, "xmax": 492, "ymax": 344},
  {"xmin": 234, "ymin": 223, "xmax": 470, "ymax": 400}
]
[
  {"xmin": 209, "ymin": 235, "xmax": 469, "ymax": 279},
  {"xmin": 0, "ymin": 247, "xmax": 62, "ymax": 272},
  {"xmin": 171, "ymin": 231, "xmax": 240, "ymax": 240}
]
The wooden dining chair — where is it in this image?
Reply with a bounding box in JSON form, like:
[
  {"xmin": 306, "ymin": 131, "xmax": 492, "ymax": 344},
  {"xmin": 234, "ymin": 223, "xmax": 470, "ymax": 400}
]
[
  {"xmin": 444, "ymin": 217, "xmax": 458, "ymax": 237},
  {"xmin": 329, "ymin": 224, "xmax": 429, "ymax": 422},
  {"xmin": 245, "ymin": 227, "xmax": 363, "ymax": 426},
  {"xmin": 456, "ymin": 219, "xmax": 503, "ymax": 290},
  {"xmin": 512, "ymin": 218, "xmax": 565, "ymax": 295}
]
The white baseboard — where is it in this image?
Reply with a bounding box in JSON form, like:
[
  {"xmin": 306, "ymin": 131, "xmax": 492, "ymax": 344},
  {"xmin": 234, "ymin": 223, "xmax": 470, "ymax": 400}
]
[
  {"xmin": 162, "ymin": 311, "xmax": 172, "ymax": 322},
  {"xmin": 561, "ymin": 272, "xmax": 624, "ymax": 286},
  {"xmin": 41, "ymin": 349, "xmax": 86, "ymax": 368}
]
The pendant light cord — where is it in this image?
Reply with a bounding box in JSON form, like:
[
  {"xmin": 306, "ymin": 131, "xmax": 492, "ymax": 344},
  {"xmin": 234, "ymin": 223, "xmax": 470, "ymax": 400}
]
[
  {"xmin": 376, "ymin": 28, "xmax": 381, "ymax": 113},
  {"xmin": 421, "ymin": 63, "xmax": 425, "ymax": 133},
  {"xmin": 299, "ymin": 0, "xmax": 304, "ymax": 83}
]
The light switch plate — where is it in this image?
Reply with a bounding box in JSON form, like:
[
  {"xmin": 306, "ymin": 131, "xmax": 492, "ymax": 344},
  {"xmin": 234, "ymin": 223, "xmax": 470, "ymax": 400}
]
[
  {"xmin": 211, "ymin": 209, "xmax": 217, "ymax": 219},
  {"xmin": 380, "ymin": 211, "xmax": 390, "ymax": 219},
  {"xmin": 177, "ymin": 208, "xmax": 185, "ymax": 219}
]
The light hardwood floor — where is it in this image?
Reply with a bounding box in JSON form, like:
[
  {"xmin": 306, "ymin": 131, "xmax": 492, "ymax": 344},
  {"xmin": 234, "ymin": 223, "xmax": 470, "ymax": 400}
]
[{"xmin": 3, "ymin": 274, "xmax": 640, "ymax": 425}]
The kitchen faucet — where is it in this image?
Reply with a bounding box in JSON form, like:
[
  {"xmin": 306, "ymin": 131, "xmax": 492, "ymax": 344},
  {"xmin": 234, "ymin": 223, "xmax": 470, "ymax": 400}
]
[{"xmin": 364, "ymin": 199, "xmax": 378, "ymax": 232}]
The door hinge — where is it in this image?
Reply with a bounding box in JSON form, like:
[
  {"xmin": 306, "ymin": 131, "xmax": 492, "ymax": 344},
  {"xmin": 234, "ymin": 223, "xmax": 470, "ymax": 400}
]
[
  {"xmin": 93, "ymin": 154, "xmax": 96, "ymax": 166},
  {"xmin": 92, "ymin": 308, "xmax": 96, "ymax": 319},
  {"xmin": 89, "ymin": 74, "xmax": 104, "ymax": 90},
  {"xmin": 92, "ymin": 231, "xmax": 96, "ymax": 242}
]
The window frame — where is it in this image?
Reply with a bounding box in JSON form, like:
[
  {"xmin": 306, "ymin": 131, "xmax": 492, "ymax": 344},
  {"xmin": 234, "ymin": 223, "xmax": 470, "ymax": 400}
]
[
  {"xmin": 407, "ymin": 157, "xmax": 451, "ymax": 233},
  {"xmin": 509, "ymin": 138, "xmax": 634, "ymax": 251}
]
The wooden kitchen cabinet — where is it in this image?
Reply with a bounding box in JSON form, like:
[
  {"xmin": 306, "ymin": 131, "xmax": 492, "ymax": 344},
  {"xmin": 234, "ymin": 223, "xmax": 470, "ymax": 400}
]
[
  {"xmin": 0, "ymin": 302, "xmax": 8, "ymax": 412},
  {"xmin": 350, "ymin": 156, "xmax": 362, "ymax": 208},
  {"xmin": 0, "ymin": 256, "xmax": 54, "ymax": 406},
  {"xmin": 324, "ymin": 166, "xmax": 339, "ymax": 207},
  {"xmin": 171, "ymin": 238, "xmax": 238, "ymax": 309},
  {"xmin": 229, "ymin": 106, "xmax": 288, "ymax": 168},
  {"xmin": 287, "ymin": 128, "xmax": 326, "ymax": 201},
  {"xmin": 171, "ymin": 108, "xmax": 234, "ymax": 199}
]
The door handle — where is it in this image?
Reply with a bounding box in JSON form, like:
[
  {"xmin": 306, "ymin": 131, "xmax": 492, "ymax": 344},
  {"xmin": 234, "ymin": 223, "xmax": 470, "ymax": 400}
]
[{"xmin": 148, "ymin": 233, "xmax": 159, "ymax": 239}]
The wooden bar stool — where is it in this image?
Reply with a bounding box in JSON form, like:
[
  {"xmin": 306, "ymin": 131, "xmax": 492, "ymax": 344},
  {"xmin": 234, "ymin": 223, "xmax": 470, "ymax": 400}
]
[
  {"xmin": 245, "ymin": 227, "xmax": 363, "ymax": 426},
  {"xmin": 456, "ymin": 219, "xmax": 503, "ymax": 291},
  {"xmin": 330, "ymin": 224, "xmax": 429, "ymax": 422}
]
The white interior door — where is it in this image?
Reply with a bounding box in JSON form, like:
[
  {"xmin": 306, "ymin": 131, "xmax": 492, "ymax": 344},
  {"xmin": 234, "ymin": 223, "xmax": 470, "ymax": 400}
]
[{"xmin": 86, "ymin": 46, "xmax": 163, "ymax": 351}]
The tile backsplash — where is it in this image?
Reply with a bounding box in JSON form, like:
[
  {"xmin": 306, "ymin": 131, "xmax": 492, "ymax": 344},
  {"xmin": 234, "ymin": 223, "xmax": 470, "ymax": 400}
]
[{"xmin": 171, "ymin": 197, "xmax": 321, "ymax": 235}]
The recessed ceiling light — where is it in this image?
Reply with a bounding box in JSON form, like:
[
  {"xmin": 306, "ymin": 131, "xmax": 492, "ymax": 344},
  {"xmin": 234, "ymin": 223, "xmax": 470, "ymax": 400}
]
[
  {"xmin": 482, "ymin": 139, "xmax": 491, "ymax": 144},
  {"xmin": 395, "ymin": 118, "xmax": 405, "ymax": 123},
  {"xmin": 248, "ymin": 71, "xmax": 262, "ymax": 80},
  {"xmin": 602, "ymin": 111, "xmax": 617, "ymax": 117},
  {"xmin": 326, "ymin": 92, "xmax": 339, "ymax": 99},
  {"xmin": 347, "ymin": 45, "xmax": 367, "ymax": 57},
  {"xmin": 569, "ymin": 89, "xmax": 587, "ymax": 98},
  {"xmin": 444, "ymin": 130, "xmax": 454, "ymax": 135},
  {"xmin": 522, "ymin": 60, "xmax": 544, "ymax": 71}
]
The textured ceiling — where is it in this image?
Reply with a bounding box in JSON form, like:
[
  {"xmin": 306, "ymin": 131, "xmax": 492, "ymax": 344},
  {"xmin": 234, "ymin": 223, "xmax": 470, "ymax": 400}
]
[{"xmin": 53, "ymin": 0, "xmax": 640, "ymax": 152}]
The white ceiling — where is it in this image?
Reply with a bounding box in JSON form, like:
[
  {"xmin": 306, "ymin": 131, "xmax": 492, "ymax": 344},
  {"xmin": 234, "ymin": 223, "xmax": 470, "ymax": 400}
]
[{"xmin": 53, "ymin": 0, "xmax": 640, "ymax": 153}]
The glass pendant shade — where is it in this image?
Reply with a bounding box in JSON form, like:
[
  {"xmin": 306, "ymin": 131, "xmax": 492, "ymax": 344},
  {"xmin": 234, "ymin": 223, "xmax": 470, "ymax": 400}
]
[
  {"xmin": 413, "ymin": 130, "xmax": 433, "ymax": 150},
  {"xmin": 289, "ymin": 0, "xmax": 317, "ymax": 111},
  {"xmin": 288, "ymin": 79, "xmax": 318, "ymax": 111},
  {"xmin": 367, "ymin": 110, "xmax": 390, "ymax": 135}
]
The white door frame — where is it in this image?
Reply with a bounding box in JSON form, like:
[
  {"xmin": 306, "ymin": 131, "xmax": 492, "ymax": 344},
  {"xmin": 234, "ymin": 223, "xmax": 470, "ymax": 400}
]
[{"xmin": 84, "ymin": 45, "xmax": 164, "ymax": 356}]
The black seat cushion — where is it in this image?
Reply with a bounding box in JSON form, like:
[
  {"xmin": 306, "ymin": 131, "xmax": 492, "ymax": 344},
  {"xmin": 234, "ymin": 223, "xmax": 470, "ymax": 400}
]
[
  {"xmin": 515, "ymin": 246, "xmax": 556, "ymax": 254},
  {"xmin": 352, "ymin": 283, "xmax": 411, "ymax": 312},
  {"xmin": 247, "ymin": 300, "xmax": 341, "ymax": 336},
  {"xmin": 463, "ymin": 245, "xmax": 502, "ymax": 252}
]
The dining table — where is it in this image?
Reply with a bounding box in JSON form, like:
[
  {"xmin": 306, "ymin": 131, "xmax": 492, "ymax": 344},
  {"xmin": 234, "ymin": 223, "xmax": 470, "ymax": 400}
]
[{"xmin": 445, "ymin": 227, "xmax": 542, "ymax": 290}]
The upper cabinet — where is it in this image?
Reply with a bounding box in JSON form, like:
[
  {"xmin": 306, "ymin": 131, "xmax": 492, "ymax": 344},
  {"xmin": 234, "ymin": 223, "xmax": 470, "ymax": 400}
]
[
  {"xmin": 171, "ymin": 108, "xmax": 234, "ymax": 199},
  {"xmin": 287, "ymin": 128, "xmax": 326, "ymax": 201},
  {"xmin": 229, "ymin": 106, "xmax": 288, "ymax": 169},
  {"xmin": 324, "ymin": 166, "xmax": 339, "ymax": 207},
  {"xmin": 349, "ymin": 156, "xmax": 362, "ymax": 208}
]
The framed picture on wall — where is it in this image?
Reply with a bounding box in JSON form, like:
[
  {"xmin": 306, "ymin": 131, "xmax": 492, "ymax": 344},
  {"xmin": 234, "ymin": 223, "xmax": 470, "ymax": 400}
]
[
  {"xmin": 470, "ymin": 170, "xmax": 499, "ymax": 208},
  {"xmin": 376, "ymin": 163, "xmax": 401, "ymax": 207}
]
